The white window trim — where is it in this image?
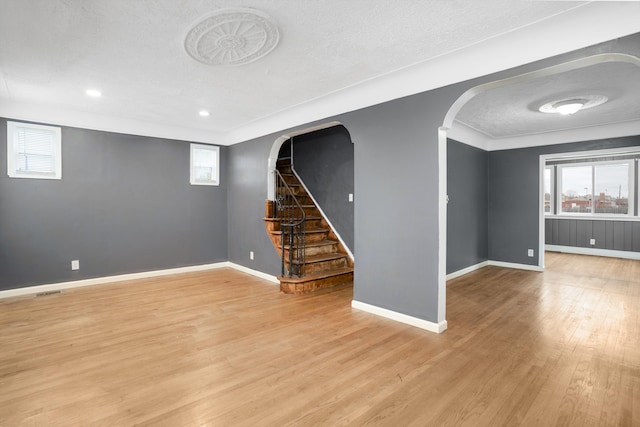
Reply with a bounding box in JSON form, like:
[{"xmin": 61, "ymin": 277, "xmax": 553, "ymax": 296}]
[
  {"xmin": 7, "ymin": 121, "xmax": 62, "ymax": 180},
  {"xmin": 190, "ymin": 143, "xmax": 219, "ymax": 186},
  {"xmin": 556, "ymin": 158, "xmax": 635, "ymax": 218},
  {"xmin": 544, "ymin": 165, "xmax": 554, "ymax": 215},
  {"xmin": 637, "ymin": 158, "xmax": 640, "ymax": 217}
]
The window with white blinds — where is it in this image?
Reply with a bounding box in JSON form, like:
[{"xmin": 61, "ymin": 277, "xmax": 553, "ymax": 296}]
[
  {"xmin": 7, "ymin": 121, "xmax": 62, "ymax": 179},
  {"xmin": 190, "ymin": 143, "xmax": 219, "ymax": 186}
]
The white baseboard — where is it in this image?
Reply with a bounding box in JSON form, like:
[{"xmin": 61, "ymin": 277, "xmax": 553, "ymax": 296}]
[
  {"xmin": 545, "ymin": 245, "xmax": 640, "ymax": 260},
  {"xmin": 227, "ymin": 262, "xmax": 279, "ymax": 283},
  {"xmin": 446, "ymin": 261, "xmax": 489, "ymax": 280},
  {"xmin": 446, "ymin": 259, "xmax": 542, "ymax": 280},
  {"xmin": 351, "ymin": 300, "xmax": 447, "ymax": 334},
  {"xmin": 487, "ymin": 260, "xmax": 544, "ymax": 272},
  {"xmin": 0, "ymin": 261, "xmax": 279, "ymax": 299}
]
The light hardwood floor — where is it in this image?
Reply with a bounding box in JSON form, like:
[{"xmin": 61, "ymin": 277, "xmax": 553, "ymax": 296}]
[{"xmin": 1, "ymin": 252, "xmax": 639, "ymax": 426}]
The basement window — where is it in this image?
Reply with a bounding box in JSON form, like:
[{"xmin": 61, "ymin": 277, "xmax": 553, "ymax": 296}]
[
  {"xmin": 190, "ymin": 143, "xmax": 219, "ymax": 186},
  {"xmin": 7, "ymin": 121, "xmax": 62, "ymax": 179}
]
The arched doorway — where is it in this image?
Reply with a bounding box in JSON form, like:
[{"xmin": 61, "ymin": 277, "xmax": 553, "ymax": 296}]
[{"xmin": 439, "ymin": 52, "xmax": 640, "ymax": 300}]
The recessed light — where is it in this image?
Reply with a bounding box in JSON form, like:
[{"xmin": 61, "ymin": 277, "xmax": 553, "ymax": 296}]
[
  {"xmin": 85, "ymin": 89, "xmax": 102, "ymax": 97},
  {"xmin": 199, "ymin": 110, "xmax": 210, "ymax": 117},
  {"xmin": 539, "ymin": 95, "xmax": 607, "ymax": 115}
]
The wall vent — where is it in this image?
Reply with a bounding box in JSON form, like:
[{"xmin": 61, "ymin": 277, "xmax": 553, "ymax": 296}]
[{"xmin": 36, "ymin": 290, "xmax": 62, "ymax": 297}]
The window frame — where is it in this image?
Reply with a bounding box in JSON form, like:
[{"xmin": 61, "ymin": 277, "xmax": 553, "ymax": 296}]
[
  {"xmin": 190, "ymin": 143, "xmax": 220, "ymax": 186},
  {"xmin": 7, "ymin": 121, "xmax": 62, "ymax": 180},
  {"xmin": 556, "ymin": 158, "xmax": 635, "ymax": 218},
  {"xmin": 544, "ymin": 165, "xmax": 554, "ymax": 215}
]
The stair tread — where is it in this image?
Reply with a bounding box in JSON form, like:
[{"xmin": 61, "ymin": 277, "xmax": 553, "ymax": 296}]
[
  {"xmin": 263, "ymin": 216, "xmax": 322, "ymax": 222},
  {"xmin": 269, "ymin": 227, "xmax": 330, "ymax": 236},
  {"xmin": 282, "ymin": 239, "xmax": 337, "ymax": 249},
  {"xmin": 291, "ymin": 252, "xmax": 347, "ymax": 265},
  {"xmin": 278, "ymin": 267, "xmax": 353, "ymax": 284}
]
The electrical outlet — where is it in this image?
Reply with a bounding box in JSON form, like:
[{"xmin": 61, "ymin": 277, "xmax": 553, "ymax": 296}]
[
  {"xmin": 71, "ymin": 260, "xmax": 80, "ymax": 270},
  {"xmin": 590, "ymin": 238, "xmax": 595, "ymax": 245},
  {"xmin": 250, "ymin": 251, "xmax": 254, "ymax": 260},
  {"xmin": 527, "ymin": 249, "xmax": 534, "ymax": 257},
  {"xmin": 348, "ymin": 193, "xmax": 354, "ymax": 202}
]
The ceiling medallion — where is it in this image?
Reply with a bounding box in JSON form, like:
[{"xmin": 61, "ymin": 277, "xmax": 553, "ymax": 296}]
[
  {"xmin": 538, "ymin": 95, "xmax": 608, "ymax": 115},
  {"xmin": 185, "ymin": 8, "xmax": 280, "ymax": 66}
]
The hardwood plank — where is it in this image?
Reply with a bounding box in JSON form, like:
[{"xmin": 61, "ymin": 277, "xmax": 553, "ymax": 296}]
[{"xmin": 1, "ymin": 254, "xmax": 640, "ymax": 426}]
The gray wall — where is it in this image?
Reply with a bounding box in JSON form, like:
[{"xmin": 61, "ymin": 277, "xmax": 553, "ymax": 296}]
[
  {"xmin": 227, "ymin": 136, "xmax": 282, "ymax": 276},
  {"xmin": 488, "ymin": 136, "xmax": 640, "ymax": 266},
  {"xmin": 546, "ymin": 218, "xmax": 640, "ymax": 252},
  {"xmin": 0, "ymin": 118, "xmax": 228, "ymax": 291},
  {"xmin": 226, "ymin": 35, "xmax": 640, "ymax": 325},
  {"xmin": 227, "ymin": 85, "xmax": 459, "ymax": 323},
  {"xmin": 290, "ymin": 125, "xmax": 354, "ymax": 253},
  {"xmin": 344, "ymin": 91, "xmax": 448, "ymax": 323},
  {"xmin": 5, "ymin": 33, "xmax": 635, "ymax": 326},
  {"xmin": 447, "ymin": 139, "xmax": 488, "ymax": 273}
]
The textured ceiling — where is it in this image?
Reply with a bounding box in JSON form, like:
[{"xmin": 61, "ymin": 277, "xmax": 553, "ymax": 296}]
[
  {"xmin": 454, "ymin": 51, "xmax": 640, "ymax": 140},
  {"xmin": 1, "ymin": 1, "xmax": 640, "ymax": 146}
]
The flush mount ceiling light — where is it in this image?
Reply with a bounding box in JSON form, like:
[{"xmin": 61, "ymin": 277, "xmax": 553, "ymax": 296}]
[
  {"xmin": 85, "ymin": 89, "xmax": 102, "ymax": 97},
  {"xmin": 185, "ymin": 8, "xmax": 280, "ymax": 66},
  {"xmin": 199, "ymin": 110, "xmax": 210, "ymax": 117},
  {"xmin": 538, "ymin": 95, "xmax": 608, "ymax": 115}
]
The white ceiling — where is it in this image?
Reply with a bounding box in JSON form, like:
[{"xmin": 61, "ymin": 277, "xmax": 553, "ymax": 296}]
[
  {"xmin": 452, "ymin": 44, "xmax": 640, "ymax": 150},
  {"xmin": 1, "ymin": 1, "xmax": 640, "ymax": 147}
]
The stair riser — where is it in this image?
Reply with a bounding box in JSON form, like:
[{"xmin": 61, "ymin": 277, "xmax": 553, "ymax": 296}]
[
  {"xmin": 304, "ymin": 231, "xmax": 330, "ymax": 242},
  {"xmin": 283, "ymin": 256, "xmax": 346, "ymax": 273},
  {"xmin": 266, "ymin": 218, "xmax": 324, "ymax": 232},
  {"xmin": 300, "ymin": 258, "xmax": 347, "ymax": 274},
  {"xmin": 304, "ymin": 219, "xmax": 323, "ymax": 228},
  {"xmin": 282, "ymin": 244, "xmax": 337, "ymax": 259},
  {"xmin": 264, "ymin": 220, "xmax": 279, "ymax": 232},
  {"xmin": 276, "ymin": 185, "xmax": 306, "ymax": 196},
  {"xmin": 275, "ymin": 206, "xmax": 318, "ymax": 217},
  {"xmin": 280, "ymin": 272, "xmax": 354, "ymax": 294},
  {"xmin": 302, "ymin": 206, "xmax": 320, "ymax": 216},
  {"xmin": 280, "ymin": 175, "xmax": 298, "ymax": 185},
  {"xmin": 292, "ymin": 194, "xmax": 312, "ymax": 204},
  {"xmin": 269, "ymin": 230, "xmax": 329, "ymax": 242}
]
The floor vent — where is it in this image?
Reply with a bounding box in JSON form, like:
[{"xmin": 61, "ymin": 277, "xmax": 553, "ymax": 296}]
[{"xmin": 36, "ymin": 290, "xmax": 62, "ymax": 297}]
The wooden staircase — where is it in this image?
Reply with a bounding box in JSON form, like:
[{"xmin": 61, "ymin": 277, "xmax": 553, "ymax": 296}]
[{"xmin": 264, "ymin": 159, "xmax": 353, "ymax": 294}]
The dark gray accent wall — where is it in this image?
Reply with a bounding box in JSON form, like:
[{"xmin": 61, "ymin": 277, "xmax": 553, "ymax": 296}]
[
  {"xmin": 447, "ymin": 139, "xmax": 488, "ymax": 273},
  {"xmin": 0, "ymin": 118, "xmax": 228, "ymax": 291},
  {"xmin": 488, "ymin": 136, "xmax": 640, "ymax": 266},
  {"xmin": 546, "ymin": 218, "xmax": 640, "ymax": 252},
  {"xmin": 291, "ymin": 125, "xmax": 354, "ymax": 253}
]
